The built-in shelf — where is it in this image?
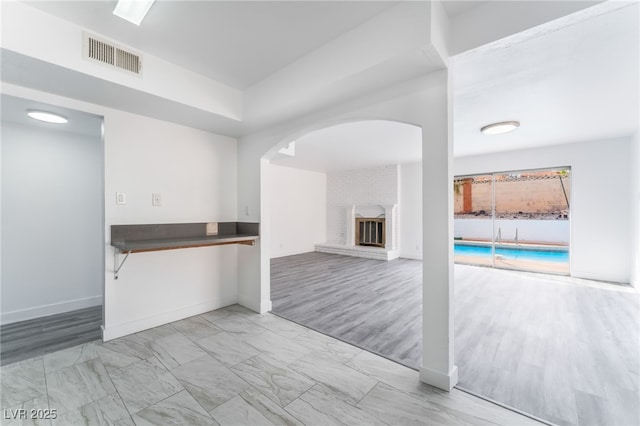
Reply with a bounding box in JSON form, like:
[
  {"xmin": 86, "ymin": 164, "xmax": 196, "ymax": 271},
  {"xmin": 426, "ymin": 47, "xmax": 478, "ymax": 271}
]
[
  {"xmin": 112, "ymin": 235, "xmax": 259, "ymax": 253},
  {"xmin": 111, "ymin": 222, "xmax": 259, "ymax": 279}
]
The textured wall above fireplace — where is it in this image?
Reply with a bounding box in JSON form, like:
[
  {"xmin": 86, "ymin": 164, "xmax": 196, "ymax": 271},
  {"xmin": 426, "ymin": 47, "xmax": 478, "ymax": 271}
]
[{"xmin": 320, "ymin": 165, "xmax": 401, "ymax": 260}]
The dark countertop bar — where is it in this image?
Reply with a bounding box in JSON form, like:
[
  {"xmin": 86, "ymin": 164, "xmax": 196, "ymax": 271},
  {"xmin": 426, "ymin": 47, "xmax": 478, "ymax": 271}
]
[
  {"xmin": 112, "ymin": 234, "xmax": 259, "ymax": 253},
  {"xmin": 111, "ymin": 222, "xmax": 259, "ymax": 253}
]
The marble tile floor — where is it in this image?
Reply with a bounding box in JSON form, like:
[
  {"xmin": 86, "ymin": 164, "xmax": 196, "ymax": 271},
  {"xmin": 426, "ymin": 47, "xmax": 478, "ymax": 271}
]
[{"xmin": 0, "ymin": 304, "xmax": 540, "ymax": 426}]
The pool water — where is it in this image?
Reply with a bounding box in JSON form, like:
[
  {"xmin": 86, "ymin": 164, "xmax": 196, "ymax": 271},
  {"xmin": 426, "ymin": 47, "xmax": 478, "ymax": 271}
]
[{"xmin": 454, "ymin": 243, "xmax": 569, "ymax": 263}]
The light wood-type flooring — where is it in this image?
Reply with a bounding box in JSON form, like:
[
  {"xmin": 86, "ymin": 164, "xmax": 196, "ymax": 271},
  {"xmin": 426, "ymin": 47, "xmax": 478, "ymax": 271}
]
[
  {"xmin": 1, "ymin": 305, "xmax": 102, "ymax": 366},
  {"xmin": 271, "ymin": 252, "xmax": 640, "ymax": 426}
]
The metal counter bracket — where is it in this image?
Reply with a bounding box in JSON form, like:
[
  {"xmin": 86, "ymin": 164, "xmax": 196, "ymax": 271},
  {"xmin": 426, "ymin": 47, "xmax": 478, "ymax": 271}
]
[{"xmin": 114, "ymin": 249, "xmax": 132, "ymax": 280}]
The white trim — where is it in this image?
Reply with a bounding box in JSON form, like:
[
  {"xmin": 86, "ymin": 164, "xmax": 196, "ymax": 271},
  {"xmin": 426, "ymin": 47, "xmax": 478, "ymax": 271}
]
[
  {"xmin": 419, "ymin": 365, "xmax": 458, "ymax": 391},
  {"xmin": 101, "ymin": 298, "xmax": 234, "ymax": 341},
  {"xmin": 237, "ymin": 292, "xmax": 257, "ymax": 313},
  {"xmin": 260, "ymin": 300, "xmax": 273, "ymax": 314},
  {"xmin": 315, "ymin": 244, "xmax": 400, "ymax": 261},
  {"xmin": 400, "ymin": 252, "xmax": 423, "ymax": 260},
  {"xmin": 0, "ymin": 295, "xmax": 102, "ymax": 325},
  {"xmin": 236, "ymin": 294, "xmax": 271, "ymax": 314},
  {"xmin": 571, "ymin": 269, "xmax": 629, "ymax": 285}
]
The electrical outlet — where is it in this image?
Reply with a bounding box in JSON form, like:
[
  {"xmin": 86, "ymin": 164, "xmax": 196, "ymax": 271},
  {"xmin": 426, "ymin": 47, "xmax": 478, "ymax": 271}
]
[
  {"xmin": 245, "ymin": 205, "xmax": 249, "ymax": 215},
  {"xmin": 152, "ymin": 193, "xmax": 161, "ymax": 207},
  {"xmin": 206, "ymin": 222, "xmax": 218, "ymax": 236},
  {"xmin": 116, "ymin": 192, "xmax": 126, "ymax": 205}
]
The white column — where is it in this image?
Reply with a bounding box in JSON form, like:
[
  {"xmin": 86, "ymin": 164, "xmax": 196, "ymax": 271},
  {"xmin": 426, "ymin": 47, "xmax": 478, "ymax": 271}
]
[
  {"xmin": 384, "ymin": 204, "xmax": 397, "ymax": 250},
  {"xmin": 420, "ymin": 69, "xmax": 457, "ymax": 391},
  {"xmin": 345, "ymin": 205, "xmax": 356, "ymax": 246},
  {"xmin": 257, "ymin": 158, "xmax": 272, "ymax": 313}
]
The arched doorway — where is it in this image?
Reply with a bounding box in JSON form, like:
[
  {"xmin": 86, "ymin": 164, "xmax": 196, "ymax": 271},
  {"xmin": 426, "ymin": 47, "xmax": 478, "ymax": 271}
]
[
  {"xmin": 237, "ymin": 70, "xmax": 456, "ymax": 390},
  {"xmin": 261, "ymin": 119, "xmax": 424, "ymax": 367}
]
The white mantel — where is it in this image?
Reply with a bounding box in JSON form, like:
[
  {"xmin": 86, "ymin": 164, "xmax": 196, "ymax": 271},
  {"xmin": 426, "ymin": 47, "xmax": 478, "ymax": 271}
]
[
  {"xmin": 345, "ymin": 204, "xmax": 398, "ymax": 249},
  {"xmin": 318, "ymin": 203, "xmax": 400, "ymax": 261}
]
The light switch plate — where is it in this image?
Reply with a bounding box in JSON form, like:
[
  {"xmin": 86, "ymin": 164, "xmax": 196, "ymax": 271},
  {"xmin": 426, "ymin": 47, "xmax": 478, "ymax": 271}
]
[
  {"xmin": 116, "ymin": 192, "xmax": 126, "ymax": 205},
  {"xmin": 152, "ymin": 193, "xmax": 161, "ymax": 207},
  {"xmin": 206, "ymin": 222, "xmax": 218, "ymax": 236}
]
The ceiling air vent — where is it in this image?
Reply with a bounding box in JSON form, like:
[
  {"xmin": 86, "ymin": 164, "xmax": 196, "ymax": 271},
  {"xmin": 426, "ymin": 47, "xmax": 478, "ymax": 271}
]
[{"xmin": 83, "ymin": 33, "xmax": 142, "ymax": 76}]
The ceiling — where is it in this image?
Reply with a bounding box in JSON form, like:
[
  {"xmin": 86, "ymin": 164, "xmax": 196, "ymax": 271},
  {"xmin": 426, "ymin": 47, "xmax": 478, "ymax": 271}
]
[
  {"xmin": 23, "ymin": 1, "xmax": 487, "ymax": 90},
  {"xmin": 271, "ymin": 121, "xmax": 422, "ymax": 173},
  {"xmin": 1, "ymin": 94, "xmax": 103, "ymax": 138},
  {"xmin": 453, "ymin": 1, "xmax": 639, "ymax": 157},
  {"xmin": 26, "ymin": 1, "xmax": 397, "ymax": 89},
  {"xmin": 272, "ymin": 1, "xmax": 639, "ymax": 171},
  {"xmin": 6, "ymin": 1, "xmax": 639, "ymax": 172}
]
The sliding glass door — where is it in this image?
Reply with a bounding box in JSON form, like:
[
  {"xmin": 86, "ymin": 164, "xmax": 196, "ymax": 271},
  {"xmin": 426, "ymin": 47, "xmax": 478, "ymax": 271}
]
[
  {"xmin": 453, "ymin": 174, "xmax": 494, "ymax": 268},
  {"xmin": 454, "ymin": 168, "xmax": 570, "ymax": 275}
]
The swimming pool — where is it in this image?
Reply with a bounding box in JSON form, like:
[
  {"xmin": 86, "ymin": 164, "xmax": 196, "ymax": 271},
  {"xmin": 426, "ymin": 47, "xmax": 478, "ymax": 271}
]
[{"xmin": 454, "ymin": 243, "xmax": 569, "ymax": 263}]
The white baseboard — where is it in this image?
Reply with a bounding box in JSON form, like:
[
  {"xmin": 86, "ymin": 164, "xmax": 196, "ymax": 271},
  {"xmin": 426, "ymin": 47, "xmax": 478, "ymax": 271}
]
[
  {"xmin": 315, "ymin": 244, "xmax": 400, "ymax": 261},
  {"xmin": 101, "ymin": 298, "xmax": 235, "ymax": 341},
  {"xmin": 271, "ymin": 249, "xmax": 314, "ymax": 259},
  {"xmin": 1, "ymin": 295, "xmax": 103, "ymax": 325},
  {"xmin": 419, "ymin": 365, "xmax": 458, "ymax": 391},
  {"xmin": 236, "ymin": 293, "xmax": 272, "ymax": 314},
  {"xmin": 237, "ymin": 292, "xmax": 257, "ymax": 313},
  {"xmin": 400, "ymin": 252, "xmax": 423, "ymax": 260},
  {"xmin": 260, "ymin": 300, "xmax": 272, "ymax": 314},
  {"xmin": 571, "ymin": 269, "xmax": 629, "ymax": 285}
]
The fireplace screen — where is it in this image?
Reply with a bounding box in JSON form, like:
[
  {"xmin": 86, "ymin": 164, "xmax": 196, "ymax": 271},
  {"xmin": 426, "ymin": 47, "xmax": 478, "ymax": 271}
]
[{"xmin": 356, "ymin": 218, "xmax": 385, "ymax": 248}]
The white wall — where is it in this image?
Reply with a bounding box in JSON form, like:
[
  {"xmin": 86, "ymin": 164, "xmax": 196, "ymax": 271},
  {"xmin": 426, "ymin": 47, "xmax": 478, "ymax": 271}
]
[
  {"xmin": 321, "ymin": 163, "xmax": 423, "ymax": 258},
  {"xmin": 269, "ymin": 164, "xmax": 326, "ymax": 258},
  {"xmin": 631, "ymin": 130, "xmax": 639, "ymax": 287},
  {"xmin": 1, "ymin": 122, "xmax": 103, "ymax": 323},
  {"xmin": 1, "ymin": 84, "xmax": 240, "ymax": 340},
  {"xmin": 103, "ymin": 109, "xmax": 238, "ymax": 340},
  {"xmin": 400, "ymin": 162, "xmax": 423, "ymax": 259},
  {"xmin": 454, "ymin": 137, "xmax": 632, "ymax": 283}
]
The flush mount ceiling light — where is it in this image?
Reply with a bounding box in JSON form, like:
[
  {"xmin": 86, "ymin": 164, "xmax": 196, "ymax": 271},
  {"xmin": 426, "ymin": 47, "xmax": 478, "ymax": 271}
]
[
  {"xmin": 27, "ymin": 110, "xmax": 68, "ymax": 124},
  {"xmin": 113, "ymin": 0, "xmax": 155, "ymax": 26},
  {"xmin": 480, "ymin": 121, "xmax": 520, "ymax": 135}
]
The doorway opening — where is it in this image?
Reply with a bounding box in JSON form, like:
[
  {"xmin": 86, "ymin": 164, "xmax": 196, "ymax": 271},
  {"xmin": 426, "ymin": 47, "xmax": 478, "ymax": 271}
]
[
  {"xmin": 453, "ymin": 167, "xmax": 571, "ymax": 275},
  {"xmin": 0, "ymin": 95, "xmax": 105, "ymax": 365},
  {"xmin": 265, "ymin": 119, "xmax": 424, "ymax": 367}
]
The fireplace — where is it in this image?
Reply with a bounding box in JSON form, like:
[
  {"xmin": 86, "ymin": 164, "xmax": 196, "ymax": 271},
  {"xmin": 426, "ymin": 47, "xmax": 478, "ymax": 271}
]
[
  {"xmin": 316, "ymin": 203, "xmax": 398, "ymax": 260},
  {"xmin": 355, "ymin": 218, "xmax": 385, "ymax": 248}
]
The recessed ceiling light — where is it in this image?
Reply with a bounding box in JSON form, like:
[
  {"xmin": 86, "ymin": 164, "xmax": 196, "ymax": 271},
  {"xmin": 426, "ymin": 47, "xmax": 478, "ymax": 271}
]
[
  {"xmin": 481, "ymin": 121, "xmax": 520, "ymax": 135},
  {"xmin": 113, "ymin": 0, "xmax": 155, "ymax": 26},
  {"xmin": 27, "ymin": 110, "xmax": 68, "ymax": 124}
]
